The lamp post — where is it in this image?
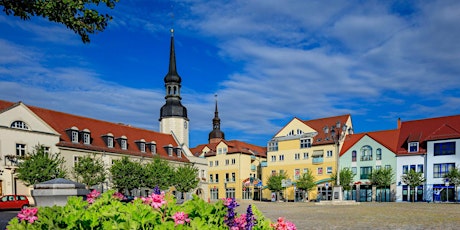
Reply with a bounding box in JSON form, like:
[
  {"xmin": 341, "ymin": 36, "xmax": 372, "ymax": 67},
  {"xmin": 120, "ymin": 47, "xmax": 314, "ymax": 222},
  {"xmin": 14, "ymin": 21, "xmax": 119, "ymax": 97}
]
[{"xmin": 331, "ymin": 122, "xmax": 348, "ymax": 201}]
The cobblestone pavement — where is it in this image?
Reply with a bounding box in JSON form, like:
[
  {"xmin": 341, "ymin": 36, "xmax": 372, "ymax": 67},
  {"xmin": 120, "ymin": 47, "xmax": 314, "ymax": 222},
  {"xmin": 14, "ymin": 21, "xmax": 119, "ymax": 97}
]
[{"xmin": 235, "ymin": 200, "xmax": 460, "ymax": 230}]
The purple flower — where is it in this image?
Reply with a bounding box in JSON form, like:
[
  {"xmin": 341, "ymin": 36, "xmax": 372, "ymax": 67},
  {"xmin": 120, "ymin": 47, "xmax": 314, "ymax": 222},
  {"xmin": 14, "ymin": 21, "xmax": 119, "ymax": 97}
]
[
  {"xmin": 153, "ymin": 185, "xmax": 161, "ymax": 195},
  {"xmin": 224, "ymin": 198, "xmax": 239, "ymax": 228},
  {"xmin": 245, "ymin": 205, "xmax": 255, "ymax": 230}
]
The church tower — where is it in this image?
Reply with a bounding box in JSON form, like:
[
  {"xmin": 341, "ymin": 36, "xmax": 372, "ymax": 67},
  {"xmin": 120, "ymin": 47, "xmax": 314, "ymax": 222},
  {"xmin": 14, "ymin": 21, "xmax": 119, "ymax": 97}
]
[
  {"xmin": 208, "ymin": 95, "xmax": 225, "ymax": 143},
  {"xmin": 159, "ymin": 29, "xmax": 189, "ymax": 147}
]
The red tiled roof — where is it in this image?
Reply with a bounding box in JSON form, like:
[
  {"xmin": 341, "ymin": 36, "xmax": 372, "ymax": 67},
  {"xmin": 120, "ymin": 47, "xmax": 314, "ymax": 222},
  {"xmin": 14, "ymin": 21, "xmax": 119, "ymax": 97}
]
[
  {"xmin": 0, "ymin": 100, "xmax": 189, "ymax": 163},
  {"xmin": 302, "ymin": 114, "xmax": 351, "ymax": 146},
  {"xmin": 397, "ymin": 114, "xmax": 460, "ymax": 155},
  {"xmin": 340, "ymin": 129, "xmax": 399, "ymax": 156},
  {"xmin": 191, "ymin": 140, "xmax": 267, "ymax": 158}
]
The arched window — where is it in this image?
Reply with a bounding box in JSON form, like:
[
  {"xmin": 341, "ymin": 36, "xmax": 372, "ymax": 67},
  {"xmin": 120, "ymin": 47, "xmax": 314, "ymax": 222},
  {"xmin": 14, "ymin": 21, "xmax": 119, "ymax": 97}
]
[
  {"xmin": 11, "ymin": 121, "xmax": 29, "ymax": 130},
  {"xmin": 173, "ymin": 86, "xmax": 177, "ymax": 95},
  {"xmin": 360, "ymin": 145, "xmax": 373, "ymax": 161}
]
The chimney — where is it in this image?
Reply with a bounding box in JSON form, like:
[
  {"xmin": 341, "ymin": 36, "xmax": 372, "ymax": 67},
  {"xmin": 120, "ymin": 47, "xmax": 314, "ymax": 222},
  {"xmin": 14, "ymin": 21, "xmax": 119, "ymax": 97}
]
[{"xmin": 397, "ymin": 118, "xmax": 401, "ymax": 129}]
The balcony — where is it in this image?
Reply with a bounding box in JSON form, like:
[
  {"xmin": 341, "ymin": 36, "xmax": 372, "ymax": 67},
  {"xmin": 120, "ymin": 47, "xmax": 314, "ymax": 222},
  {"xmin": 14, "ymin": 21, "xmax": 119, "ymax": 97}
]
[
  {"xmin": 360, "ymin": 155, "xmax": 373, "ymax": 161},
  {"xmin": 312, "ymin": 157, "xmax": 324, "ymax": 164}
]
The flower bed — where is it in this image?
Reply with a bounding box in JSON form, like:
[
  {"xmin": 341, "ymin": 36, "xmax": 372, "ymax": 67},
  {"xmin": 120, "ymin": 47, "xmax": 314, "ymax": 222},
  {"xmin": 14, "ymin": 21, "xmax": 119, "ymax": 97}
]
[{"xmin": 8, "ymin": 189, "xmax": 296, "ymax": 229}]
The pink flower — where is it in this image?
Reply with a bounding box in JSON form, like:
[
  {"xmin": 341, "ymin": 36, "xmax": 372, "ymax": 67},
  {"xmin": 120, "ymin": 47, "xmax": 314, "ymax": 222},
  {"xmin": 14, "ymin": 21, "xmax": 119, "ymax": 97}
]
[
  {"xmin": 271, "ymin": 217, "xmax": 297, "ymax": 230},
  {"xmin": 112, "ymin": 192, "xmax": 125, "ymax": 200},
  {"xmin": 222, "ymin": 197, "xmax": 233, "ymax": 206},
  {"xmin": 234, "ymin": 213, "xmax": 247, "ymax": 229},
  {"xmin": 141, "ymin": 192, "xmax": 167, "ymax": 209},
  {"xmin": 172, "ymin": 211, "xmax": 190, "ymax": 226},
  {"xmin": 17, "ymin": 207, "xmax": 38, "ymax": 223},
  {"xmin": 86, "ymin": 190, "xmax": 101, "ymax": 204}
]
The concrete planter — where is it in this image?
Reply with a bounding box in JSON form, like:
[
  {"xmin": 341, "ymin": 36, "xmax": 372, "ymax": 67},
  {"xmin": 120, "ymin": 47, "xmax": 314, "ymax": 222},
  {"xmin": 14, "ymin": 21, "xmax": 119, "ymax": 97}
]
[{"xmin": 31, "ymin": 178, "xmax": 89, "ymax": 207}]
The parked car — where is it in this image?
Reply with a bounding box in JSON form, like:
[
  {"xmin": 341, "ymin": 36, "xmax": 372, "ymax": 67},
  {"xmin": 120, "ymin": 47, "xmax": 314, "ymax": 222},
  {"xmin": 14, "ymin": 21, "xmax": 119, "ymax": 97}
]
[{"xmin": 0, "ymin": 195, "xmax": 30, "ymax": 210}]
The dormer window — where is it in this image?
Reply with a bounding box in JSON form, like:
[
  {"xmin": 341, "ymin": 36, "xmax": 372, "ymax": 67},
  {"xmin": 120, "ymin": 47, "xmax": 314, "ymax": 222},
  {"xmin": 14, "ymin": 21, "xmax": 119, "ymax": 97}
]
[
  {"xmin": 117, "ymin": 136, "xmax": 128, "ymax": 150},
  {"xmin": 102, "ymin": 133, "xmax": 114, "ymax": 148},
  {"xmin": 11, "ymin": 120, "xmax": 29, "ymax": 130},
  {"xmin": 408, "ymin": 142, "xmax": 419, "ymax": 153},
  {"xmin": 165, "ymin": 144, "xmax": 173, "ymax": 156},
  {"xmin": 175, "ymin": 147, "xmax": 182, "ymax": 158},
  {"xmin": 147, "ymin": 141, "xmax": 157, "ymax": 155},
  {"xmin": 71, "ymin": 131, "xmax": 79, "ymax": 143},
  {"xmin": 82, "ymin": 129, "xmax": 91, "ymax": 145},
  {"xmin": 135, "ymin": 139, "xmax": 146, "ymax": 153}
]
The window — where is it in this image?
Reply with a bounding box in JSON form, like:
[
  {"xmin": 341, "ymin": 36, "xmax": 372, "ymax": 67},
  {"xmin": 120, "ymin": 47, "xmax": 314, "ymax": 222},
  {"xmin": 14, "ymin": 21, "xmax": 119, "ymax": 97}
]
[
  {"xmin": 231, "ymin": 158, "xmax": 236, "ymax": 164},
  {"xmin": 410, "ymin": 165, "xmax": 416, "ymax": 172},
  {"xmin": 167, "ymin": 146, "xmax": 173, "ymax": 156},
  {"xmin": 327, "ymin": 167, "xmax": 332, "ymax": 174},
  {"xmin": 303, "ymin": 168, "xmax": 308, "ymax": 174},
  {"xmin": 71, "ymin": 131, "xmax": 79, "ymax": 143},
  {"xmin": 433, "ymin": 163, "xmax": 455, "ymax": 178},
  {"xmin": 385, "ymin": 165, "xmax": 391, "ymax": 170},
  {"xmin": 223, "ymin": 147, "xmax": 228, "ymax": 154},
  {"xmin": 43, "ymin": 146, "xmax": 50, "ymax": 154},
  {"xmin": 225, "ymin": 173, "xmax": 229, "ymax": 182},
  {"xmin": 317, "ymin": 167, "xmax": 323, "ymax": 175},
  {"xmin": 11, "ymin": 121, "xmax": 29, "ymax": 130},
  {"xmin": 209, "ymin": 174, "xmax": 213, "ymax": 183},
  {"xmin": 360, "ymin": 167, "xmax": 372, "ymax": 179},
  {"xmin": 300, "ymin": 138, "xmax": 312, "ymax": 148},
  {"xmin": 120, "ymin": 139, "xmax": 127, "ymax": 150},
  {"xmin": 376, "ymin": 148, "xmax": 382, "ymax": 160},
  {"xmin": 352, "ymin": 150, "xmax": 357, "ymax": 162},
  {"xmin": 294, "ymin": 153, "xmax": 300, "ymax": 160},
  {"xmin": 376, "ymin": 165, "xmax": 381, "ymax": 170},
  {"xmin": 326, "ymin": 150, "xmax": 333, "ymax": 158},
  {"xmin": 74, "ymin": 156, "xmax": 81, "ymax": 167},
  {"xmin": 351, "ymin": 167, "xmax": 357, "ymax": 175},
  {"xmin": 279, "ymin": 155, "xmax": 284, "ymax": 161},
  {"xmin": 210, "ymin": 188, "xmax": 218, "ymax": 200},
  {"xmin": 218, "ymin": 148, "xmax": 223, "ymax": 154},
  {"xmin": 150, "ymin": 142, "xmax": 157, "ymax": 154},
  {"xmin": 16, "ymin": 144, "xmax": 26, "ymax": 156},
  {"xmin": 226, "ymin": 188, "xmax": 236, "ymax": 199},
  {"xmin": 434, "ymin": 142, "xmax": 455, "ymax": 156},
  {"xmin": 417, "ymin": 164, "xmax": 424, "ymax": 173},
  {"xmin": 271, "ymin": 156, "xmax": 276, "ymax": 162},
  {"xmin": 209, "ymin": 161, "xmax": 213, "ymax": 167},
  {"xmin": 294, "ymin": 169, "xmax": 301, "ymax": 180},
  {"xmin": 303, "ymin": 152, "xmax": 309, "ymax": 159},
  {"xmin": 231, "ymin": 173, "xmax": 236, "ymax": 182},
  {"xmin": 408, "ymin": 142, "xmax": 419, "ymax": 152},
  {"xmin": 215, "ymin": 174, "xmax": 219, "ymax": 183},
  {"xmin": 360, "ymin": 145, "xmax": 372, "ymax": 161},
  {"xmin": 215, "ymin": 160, "xmax": 219, "ymax": 166},
  {"xmin": 271, "ymin": 170, "xmax": 276, "ymax": 176},
  {"xmin": 83, "ymin": 133, "xmax": 91, "ymax": 145},
  {"xmin": 402, "ymin": 165, "xmax": 408, "ymax": 174},
  {"xmin": 268, "ymin": 141, "xmax": 278, "ymax": 151},
  {"xmin": 107, "ymin": 137, "xmax": 114, "ymax": 148},
  {"xmin": 225, "ymin": 159, "xmax": 229, "ymax": 165}
]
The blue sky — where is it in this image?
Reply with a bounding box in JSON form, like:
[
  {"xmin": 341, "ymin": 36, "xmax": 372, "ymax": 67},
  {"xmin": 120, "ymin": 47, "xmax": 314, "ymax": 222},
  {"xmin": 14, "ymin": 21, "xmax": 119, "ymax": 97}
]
[{"xmin": 1, "ymin": 0, "xmax": 460, "ymax": 148}]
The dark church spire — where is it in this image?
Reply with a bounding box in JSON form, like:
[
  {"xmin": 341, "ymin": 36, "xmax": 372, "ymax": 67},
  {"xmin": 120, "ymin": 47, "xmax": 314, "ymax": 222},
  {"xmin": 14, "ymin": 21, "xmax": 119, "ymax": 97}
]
[
  {"xmin": 160, "ymin": 29, "xmax": 188, "ymax": 119},
  {"xmin": 208, "ymin": 95, "xmax": 225, "ymax": 143}
]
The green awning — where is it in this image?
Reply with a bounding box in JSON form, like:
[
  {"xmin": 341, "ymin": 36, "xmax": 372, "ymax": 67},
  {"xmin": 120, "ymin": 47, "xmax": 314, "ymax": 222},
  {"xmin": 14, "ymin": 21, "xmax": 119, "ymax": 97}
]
[{"xmin": 315, "ymin": 178, "xmax": 333, "ymax": 185}]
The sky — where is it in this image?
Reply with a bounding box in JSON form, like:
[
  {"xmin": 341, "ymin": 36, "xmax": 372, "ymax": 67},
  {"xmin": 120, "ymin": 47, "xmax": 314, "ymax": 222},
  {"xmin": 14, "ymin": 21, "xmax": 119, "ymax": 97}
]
[{"xmin": 1, "ymin": 0, "xmax": 460, "ymax": 148}]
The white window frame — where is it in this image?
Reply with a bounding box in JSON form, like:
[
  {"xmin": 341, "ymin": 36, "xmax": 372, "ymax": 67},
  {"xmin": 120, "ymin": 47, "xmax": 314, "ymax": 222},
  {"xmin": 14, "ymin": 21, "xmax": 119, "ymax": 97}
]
[
  {"xmin": 121, "ymin": 139, "xmax": 127, "ymax": 150},
  {"xmin": 107, "ymin": 137, "xmax": 114, "ymax": 148},
  {"xmin": 16, "ymin": 143, "xmax": 26, "ymax": 156},
  {"xmin": 83, "ymin": 133, "xmax": 90, "ymax": 145},
  {"xmin": 326, "ymin": 150, "xmax": 333, "ymax": 158},
  {"xmin": 408, "ymin": 142, "xmax": 419, "ymax": 153},
  {"xmin": 71, "ymin": 131, "xmax": 79, "ymax": 143}
]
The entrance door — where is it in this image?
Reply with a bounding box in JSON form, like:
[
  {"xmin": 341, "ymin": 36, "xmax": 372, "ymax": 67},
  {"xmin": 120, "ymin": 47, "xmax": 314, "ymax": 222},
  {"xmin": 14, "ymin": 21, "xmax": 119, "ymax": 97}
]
[{"xmin": 359, "ymin": 185, "xmax": 372, "ymax": 202}]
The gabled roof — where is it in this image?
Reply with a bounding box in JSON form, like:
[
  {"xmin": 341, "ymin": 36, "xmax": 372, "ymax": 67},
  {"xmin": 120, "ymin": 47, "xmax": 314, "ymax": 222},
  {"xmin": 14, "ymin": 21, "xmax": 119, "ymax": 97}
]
[
  {"xmin": 0, "ymin": 100, "xmax": 189, "ymax": 163},
  {"xmin": 191, "ymin": 140, "xmax": 267, "ymax": 158},
  {"xmin": 302, "ymin": 114, "xmax": 351, "ymax": 146},
  {"xmin": 397, "ymin": 114, "xmax": 460, "ymax": 155},
  {"xmin": 340, "ymin": 129, "xmax": 399, "ymax": 156}
]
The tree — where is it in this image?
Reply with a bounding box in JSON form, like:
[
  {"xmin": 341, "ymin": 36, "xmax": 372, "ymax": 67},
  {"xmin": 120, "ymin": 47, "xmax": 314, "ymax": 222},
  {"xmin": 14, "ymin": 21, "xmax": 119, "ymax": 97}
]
[
  {"xmin": 173, "ymin": 163, "xmax": 199, "ymax": 201},
  {"xmin": 370, "ymin": 167, "xmax": 394, "ymax": 202},
  {"xmin": 266, "ymin": 171, "xmax": 287, "ymax": 201},
  {"xmin": 109, "ymin": 156, "xmax": 142, "ymax": 195},
  {"xmin": 144, "ymin": 157, "xmax": 175, "ymax": 191},
  {"xmin": 401, "ymin": 169, "xmax": 425, "ymax": 202},
  {"xmin": 17, "ymin": 145, "xmax": 67, "ymax": 186},
  {"xmin": 72, "ymin": 154, "xmax": 106, "ymax": 189},
  {"xmin": 0, "ymin": 0, "xmax": 119, "ymax": 43},
  {"xmin": 295, "ymin": 170, "xmax": 316, "ymax": 202},
  {"xmin": 331, "ymin": 168, "xmax": 355, "ymax": 200},
  {"xmin": 445, "ymin": 167, "xmax": 460, "ymax": 202}
]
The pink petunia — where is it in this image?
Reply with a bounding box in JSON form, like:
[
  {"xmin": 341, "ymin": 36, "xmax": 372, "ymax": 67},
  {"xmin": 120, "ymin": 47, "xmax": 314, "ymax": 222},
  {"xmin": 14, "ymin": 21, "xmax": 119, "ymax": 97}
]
[
  {"xmin": 86, "ymin": 190, "xmax": 101, "ymax": 204},
  {"xmin": 172, "ymin": 211, "xmax": 190, "ymax": 226},
  {"xmin": 271, "ymin": 217, "xmax": 297, "ymax": 230},
  {"xmin": 17, "ymin": 207, "xmax": 38, "ymax": 224},
  {"xmin": 112, "ymin": 192, "xmax": 125, "ymax": 200},
  {"xmin": 141, "ymin": 191, "xmax": 167, "ymax": 209}
]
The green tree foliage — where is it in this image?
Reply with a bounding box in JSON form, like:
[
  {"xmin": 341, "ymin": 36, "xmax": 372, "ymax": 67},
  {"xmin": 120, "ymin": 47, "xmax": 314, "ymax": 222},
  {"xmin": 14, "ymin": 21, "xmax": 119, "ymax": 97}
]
[
  {"xmin": 109, "ymin": 156, "xmax": 143, "ymax": 194},
  {"xmin": 266, "ymin": 171, "xmax": 287, "ymax": 201},
  {"xmin": 331, "ymin": 168, "xmax": 355, "ymax": 191},
  {"xmin": 0, "ymin": 0, "xmax": 119, "ymax": 43},
  {"xmin": 295, "ymin": 170, "xmax": 316, "ymax": 201},
  {"xmin": 445, "ymin": 167, "xmax": 460, "ymax": 202},
  {"xmin": 370, "ymin": 167, "xmax": 394, "ymax": 202},
  {"xmin": 401, "ymin": 169, "xmax": 425, "ymax": 202},
  {"xmin": 143, "ymin": 157, "xmax": 175, "ymax": 191},
  {"xmin": 17, "ymin": 145, "xmax": 67, "ymax": 186},
  {"xmin": 173, "ymin": 163, "xmax": 199, "ymax": 201},
  {"xmin": 72, "ymin": 154, "xmax": 106, "ymax": 189}
]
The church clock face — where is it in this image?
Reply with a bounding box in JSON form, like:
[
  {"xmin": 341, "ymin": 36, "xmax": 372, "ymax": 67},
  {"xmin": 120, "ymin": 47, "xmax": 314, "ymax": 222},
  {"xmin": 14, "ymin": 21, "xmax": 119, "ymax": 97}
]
[{"xmin": 184, "ymin": 121, "xmax": 188, "ymax": 129}]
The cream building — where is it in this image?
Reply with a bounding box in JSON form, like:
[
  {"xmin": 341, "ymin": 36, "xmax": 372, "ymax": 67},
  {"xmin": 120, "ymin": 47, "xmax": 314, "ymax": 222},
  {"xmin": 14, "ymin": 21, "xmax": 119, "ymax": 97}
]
[{"xmin": 263, "ymin": 115, "xmax": 353, "ymax": 201}]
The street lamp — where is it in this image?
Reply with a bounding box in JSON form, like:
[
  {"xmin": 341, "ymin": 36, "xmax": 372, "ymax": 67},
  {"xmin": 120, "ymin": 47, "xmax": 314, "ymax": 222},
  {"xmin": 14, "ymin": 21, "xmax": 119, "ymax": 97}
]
[{"xmin": 330, "ymin": 122, "xmax": 348, "ymax": 201}]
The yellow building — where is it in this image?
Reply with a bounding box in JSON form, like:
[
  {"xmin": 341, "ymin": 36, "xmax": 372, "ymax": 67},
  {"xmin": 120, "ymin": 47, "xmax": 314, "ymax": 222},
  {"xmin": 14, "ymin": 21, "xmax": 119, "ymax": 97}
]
[
  {"xmin": 262, "ymin": 115, "xmax": 353, "ymax": 201},
  {"xmin": 191, "ymin": 99, "xmax": 266, "ymax": 201}
]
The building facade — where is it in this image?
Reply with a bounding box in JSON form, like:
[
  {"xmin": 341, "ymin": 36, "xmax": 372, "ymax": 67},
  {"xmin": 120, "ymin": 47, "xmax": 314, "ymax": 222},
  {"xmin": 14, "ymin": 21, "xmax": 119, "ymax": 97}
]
[{"xmin": 263, "ymin": 115, "xmax": 353, "ymax": 201}]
